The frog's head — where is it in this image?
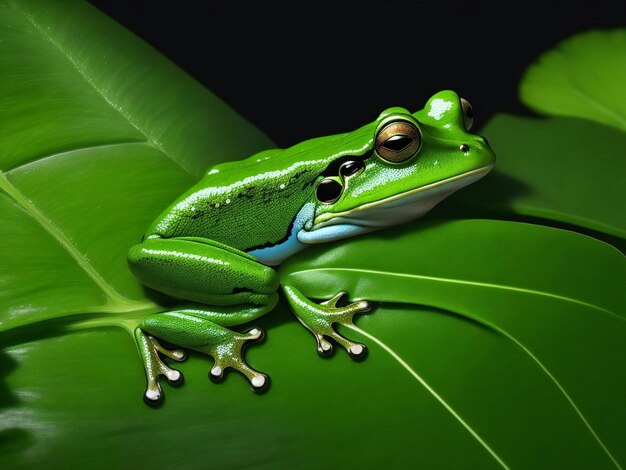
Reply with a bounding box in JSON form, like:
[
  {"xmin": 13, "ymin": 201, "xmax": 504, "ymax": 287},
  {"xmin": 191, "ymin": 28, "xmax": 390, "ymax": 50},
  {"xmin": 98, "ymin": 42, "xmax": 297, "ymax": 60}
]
[{"xmin": 299, "ymin": 90, "xmax": 495, "ymax": 244}]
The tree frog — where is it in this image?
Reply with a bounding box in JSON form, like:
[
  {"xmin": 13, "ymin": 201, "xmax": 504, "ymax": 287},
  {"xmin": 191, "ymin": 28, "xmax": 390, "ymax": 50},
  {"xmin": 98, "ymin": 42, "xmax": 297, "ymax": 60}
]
[{"xmin": 128, "ymin": 90, "xmax": 495, "ymax": 405}]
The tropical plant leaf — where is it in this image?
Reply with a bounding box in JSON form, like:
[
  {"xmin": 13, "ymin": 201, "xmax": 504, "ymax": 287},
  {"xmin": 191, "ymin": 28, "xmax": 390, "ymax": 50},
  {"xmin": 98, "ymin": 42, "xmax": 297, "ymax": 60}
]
[
  {"xmin": 281, "ymin": 219, "xmax": 626, "ymax": 468},
  {"xmin": 2, "ymin": 220, "xmax": 624, "ymax": 468},
  {"xmin": 451, "ymin": 114, "xmax": 626, "ymax": 241},
  {"xmin": 0, "ymin": 0, "xmax": 273, "ymax": 332},
  {"xmin": 519, "ymin": 29, "xmax": 626, "ymax": 132},
  {"xmin": 1, "ymin": 1, "xmax": 625, "ymax": 469}
]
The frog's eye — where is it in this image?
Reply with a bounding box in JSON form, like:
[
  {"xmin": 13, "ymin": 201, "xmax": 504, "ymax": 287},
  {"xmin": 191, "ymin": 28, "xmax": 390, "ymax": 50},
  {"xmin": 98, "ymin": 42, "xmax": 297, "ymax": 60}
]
[
  {"xmin": 316, "ymin": 177, "xmax": 343, "ymax": 204},
  {"xmin": 375, "ymin": 120, "xmax": 421, "ymax": 164},
  {"xmin": 339, "ymin": 160, "xmax": 364, "ymax": 178},
  {"xmin": 460, "ymin": 98, "xmax": 474, "ymax": 131}
]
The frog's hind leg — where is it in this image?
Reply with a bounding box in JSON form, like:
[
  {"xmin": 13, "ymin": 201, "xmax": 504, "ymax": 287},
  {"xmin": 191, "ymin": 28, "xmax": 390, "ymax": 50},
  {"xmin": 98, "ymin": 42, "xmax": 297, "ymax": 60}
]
[
  {"xmin": 128, "ymin": 237, "xmax": 280, "ymax": 404},
  {"xmin": 136, "ymin": 300, "xmax": 276, "ymax": 405}
]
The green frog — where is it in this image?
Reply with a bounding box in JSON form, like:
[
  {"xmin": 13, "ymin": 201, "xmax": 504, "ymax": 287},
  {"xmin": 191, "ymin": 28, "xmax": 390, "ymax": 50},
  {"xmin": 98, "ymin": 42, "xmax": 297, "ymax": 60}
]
[{"xmin": 128, "ymin": 90, "xmax": 495, "ymax": 405}]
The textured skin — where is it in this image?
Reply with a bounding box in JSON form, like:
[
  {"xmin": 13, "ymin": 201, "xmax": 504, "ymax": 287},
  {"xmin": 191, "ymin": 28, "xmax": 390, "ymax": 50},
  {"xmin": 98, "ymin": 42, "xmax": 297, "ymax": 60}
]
[
  {"xmin": 127, "ymin": 90, "xmax": 496, "ymax": 404},
  {"xmin": 144, "ymin": 133, "xmax": 371, "ymax": 251},
  {"xmin": 128, "ymin": 237, "xmax": 278, "ymax": 305}
]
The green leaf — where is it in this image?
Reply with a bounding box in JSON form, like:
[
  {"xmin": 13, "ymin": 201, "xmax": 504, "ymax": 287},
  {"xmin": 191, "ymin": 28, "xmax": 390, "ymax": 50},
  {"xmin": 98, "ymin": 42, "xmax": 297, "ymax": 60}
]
[
  {"xmin": 0, "ymin": 0, "xmax": 273, "ymax": 331},
  {"xmin": 281, "ymin": 219, "xmax": 626, "ymax": 468},
  {"xmin": 454, "ymin": 114, "xmax": 626, "ymax": 241},
  {"xmin": 519, "ymin": 29, "xmax": 626, "ymax": 132},
  {"xmin": 1, "ymin": 2, "xmax": 624, "ymax": 468},
  {"xmin": 3, "ymin": 220, "xmax": 625, "ymax": 468}
]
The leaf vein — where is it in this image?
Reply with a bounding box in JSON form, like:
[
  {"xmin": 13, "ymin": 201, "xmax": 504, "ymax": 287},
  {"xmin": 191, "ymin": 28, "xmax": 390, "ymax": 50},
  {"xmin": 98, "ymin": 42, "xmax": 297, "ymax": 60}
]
[
  {"xmin": 5, "ymin": 141, "xmax": 148, "ymax": 174},
  {"xmin": 292, "ymin": 268, "xmax": 623, "ymax": 321},
  {"xmin": 11, "ymin": 2, "xmax": 193, "ymax": 176},
  {"xmin": 347, "ymin": 324, "xmax": 510, "ymax": 469},
  {"xmin": 558, "ymin": 73, "xmax": 626, "ymax": 131},
  {"xmin": 482, "ymin": 319, "xmax": 624, "ymax": 469}
]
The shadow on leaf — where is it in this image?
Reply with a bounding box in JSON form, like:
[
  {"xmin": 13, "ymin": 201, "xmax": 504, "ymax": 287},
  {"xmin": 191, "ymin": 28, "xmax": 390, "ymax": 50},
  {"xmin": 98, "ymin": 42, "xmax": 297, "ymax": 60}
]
[{"xmin": 0, "ymin": 350, "xmax": 33, "ymax": 458}]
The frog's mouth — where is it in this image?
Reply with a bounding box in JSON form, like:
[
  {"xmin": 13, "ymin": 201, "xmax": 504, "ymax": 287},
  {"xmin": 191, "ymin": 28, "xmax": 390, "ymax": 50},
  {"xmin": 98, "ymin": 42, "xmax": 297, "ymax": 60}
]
[{"xmin": 298, "ymin": 166, "xmax": 492, "ymax": 244}]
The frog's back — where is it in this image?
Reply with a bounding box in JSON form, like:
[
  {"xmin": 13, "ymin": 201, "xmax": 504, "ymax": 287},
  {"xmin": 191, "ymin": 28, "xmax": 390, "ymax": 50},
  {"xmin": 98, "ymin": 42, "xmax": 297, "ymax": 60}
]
[
  {"xmin": 144, "ymin": 128, "xmax": 373, "ymax": 252},
  {"xmin": 144, "ymin": 152, "xmax": 325, "ymax": 253}
]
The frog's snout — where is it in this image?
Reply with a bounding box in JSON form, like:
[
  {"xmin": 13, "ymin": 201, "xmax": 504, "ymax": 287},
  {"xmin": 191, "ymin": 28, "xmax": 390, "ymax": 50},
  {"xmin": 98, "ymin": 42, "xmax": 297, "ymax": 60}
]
[
  {"xmin": 462, "ymin": 135, "xmax": 496, "ymax": 166},
  {"xmin": 459, "ymin": 135, "xmax": 490, "ymax": 151}
]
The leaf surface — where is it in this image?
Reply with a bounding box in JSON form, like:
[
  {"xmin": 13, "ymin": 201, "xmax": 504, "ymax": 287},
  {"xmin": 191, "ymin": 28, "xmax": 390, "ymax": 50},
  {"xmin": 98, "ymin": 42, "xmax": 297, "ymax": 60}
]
[
  {"xmin": 2, "ymin": 220, "xmax": 625, "ymax": 468},
  {"xmin": 0, "ymin": 0, "xmax": 274, "ymax": 331},
  {"xmin": 1, "ymin": 1, "xmax": 624, "ymax": 469},
  {"xmin": 519, "ymin": 29, "xmax": 626, "ymax": 132},
  {"xmin": 281, "ymin": 219, "xmax": 626, "ymax": 468},
  {"xmin": 454, "ymin": 114, "xmax": 626, "ymax": 241}
]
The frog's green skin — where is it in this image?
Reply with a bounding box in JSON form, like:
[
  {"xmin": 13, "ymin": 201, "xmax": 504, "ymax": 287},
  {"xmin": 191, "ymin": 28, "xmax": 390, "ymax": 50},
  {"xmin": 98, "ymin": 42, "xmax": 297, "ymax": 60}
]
[{"xmin": 127, "ymin": 90, "xmax": 495, "ymax": 405}]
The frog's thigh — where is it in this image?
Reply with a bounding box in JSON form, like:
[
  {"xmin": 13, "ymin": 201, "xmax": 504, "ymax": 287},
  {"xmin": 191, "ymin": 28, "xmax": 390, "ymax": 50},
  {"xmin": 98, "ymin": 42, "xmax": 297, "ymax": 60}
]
[{"xmin": 128, "ymin": 237, "xmax": 278, "ymax": 306}]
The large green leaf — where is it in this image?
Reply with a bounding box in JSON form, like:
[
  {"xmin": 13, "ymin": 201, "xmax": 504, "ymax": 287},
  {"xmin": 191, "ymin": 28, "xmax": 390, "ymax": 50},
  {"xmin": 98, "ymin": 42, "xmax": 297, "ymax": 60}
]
[
  {"xmin": 2, "ymin": 220, "xmax": 625, "ymax": 468},
  {"xmin": 452, "ymin": 114, "xmax": 626, "ymax": 241},
  {"xmin": 1, "ymin": 1, "xmax": 625, "ymax": 468},
  {"xmin": 519, "ymin": 29, "xmax": 626, "ymax": 132}
]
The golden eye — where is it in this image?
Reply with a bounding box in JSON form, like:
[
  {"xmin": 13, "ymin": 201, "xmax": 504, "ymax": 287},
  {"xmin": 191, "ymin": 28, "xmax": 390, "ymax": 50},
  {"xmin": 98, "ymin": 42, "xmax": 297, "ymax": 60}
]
[
  {"xmin": 460, "ymin": 98, "xmax": 474, "ymax": 131},
  {"xmin": 375, "ymin": 120, "xmax": 421, "ymax": 164}
]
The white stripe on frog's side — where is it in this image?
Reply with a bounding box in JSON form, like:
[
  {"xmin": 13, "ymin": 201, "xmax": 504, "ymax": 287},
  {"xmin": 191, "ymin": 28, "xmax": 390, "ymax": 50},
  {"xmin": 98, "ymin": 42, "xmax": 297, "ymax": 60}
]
[
  {"xmin": 297, "ymin": 222, "xmax": 371, "ymax": 244},
  {"xmin": 247, "ymin": 203, "xmax": 316, "ymax": 266}
]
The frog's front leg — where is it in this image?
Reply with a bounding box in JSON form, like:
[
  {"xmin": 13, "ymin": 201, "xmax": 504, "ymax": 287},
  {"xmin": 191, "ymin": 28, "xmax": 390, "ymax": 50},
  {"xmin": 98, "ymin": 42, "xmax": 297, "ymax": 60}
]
[
  {"xmin": 128, "ymin": 237, "xmax": 278, "ymax": 405},
  {"xmin": 282, "ymin": 285, "xmax": 371, "ymax": 359}
]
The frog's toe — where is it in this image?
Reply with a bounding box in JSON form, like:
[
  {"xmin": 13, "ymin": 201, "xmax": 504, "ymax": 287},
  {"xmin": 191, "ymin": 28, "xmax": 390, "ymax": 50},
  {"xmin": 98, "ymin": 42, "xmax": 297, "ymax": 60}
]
[
  {"xmin": 149, "ymin": 355, "xmax": 184, "ymax": 390},
  {"xmin": 320, "ymin": 292, "xmax": 349, "ymax": 308},
  {"xmin": 315, "ymin": 334, "xmax": 334, "ymax": 357},
  {"xmin": 327, "ymin": 329, "xmax": 367, "ymax": 361},
  {"xmin": 348, "ymin": 343, "xmax": 368, "ymax": 361},
  {"xmin": 149, "ymin": 336, "xmax": 187, "ymax": 362},
  {"xmin": 165, "ymin": 368, "xmax": 184, "ymax": 387},
  {"xmin": 143, "ymin": 380, "xmax": 163, "ymax": 406},
  {"xmin": 239, "ymin": 364, "xmax": 270, "ymax": 393},
  {"xmin": 245, "ymin": 327, "xmax": 265, "ymax": 343},
  {"xmin": 251, "ymin": 373, "xmax": 270, "ymax": 393},
  {"xmin": 208, "ymin": 363, "xmax": 225, "ymax": 382},
  {"xmin": 169, "ymin": 349, "xmax": 187, "ymax": 362},
  {"xmin": 328, "ymin": 298, "xmax": 372, "ymax": 326},
  {"xmin": 228, "ymin": 359, "xmax": 269, "ymax": 393}
]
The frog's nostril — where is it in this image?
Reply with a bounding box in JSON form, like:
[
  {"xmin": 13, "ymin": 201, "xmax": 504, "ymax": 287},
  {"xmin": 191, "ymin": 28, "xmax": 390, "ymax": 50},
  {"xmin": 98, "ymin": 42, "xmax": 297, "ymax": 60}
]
[
  {"xmin": 482, "ymin": 136, "xmax": 490, "ymax": 146},
  {"xmin": 459, "ymin": 144, "xmax": 470, "ymax": 152}
]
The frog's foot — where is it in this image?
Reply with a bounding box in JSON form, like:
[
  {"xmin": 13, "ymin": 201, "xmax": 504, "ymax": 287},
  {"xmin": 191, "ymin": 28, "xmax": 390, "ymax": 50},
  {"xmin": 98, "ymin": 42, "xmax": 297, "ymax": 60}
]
[
  {"xmin": 134, "ymin": 329, "xmax": 187, "ymax": 406},
  {"xmin": 140, "ymin": 309, "xmax": 272, "ymax": 399},
  {"xmin": 283, "ymin": 286, "xmax": 371, "ymax": 360},
  {"xmin": 203, "ymin": 327, "xmax": 269, "ymax": 393}
]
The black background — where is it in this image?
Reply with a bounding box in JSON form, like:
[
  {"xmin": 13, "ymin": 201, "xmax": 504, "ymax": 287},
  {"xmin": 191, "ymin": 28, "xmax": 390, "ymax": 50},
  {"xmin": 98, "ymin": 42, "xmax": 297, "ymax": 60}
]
[{"xmin": 89, "ymin": 0, "xmax": 623, "ymax": 147}]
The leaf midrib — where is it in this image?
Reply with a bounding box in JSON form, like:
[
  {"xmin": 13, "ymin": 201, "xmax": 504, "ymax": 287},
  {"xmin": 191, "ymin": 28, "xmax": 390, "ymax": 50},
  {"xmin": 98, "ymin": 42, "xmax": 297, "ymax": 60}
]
[
  {"xmin": 3, "ymin": 1, "xmax": 194, "ymax": 313},
  {"xmin": 0, "ymin": 171, "xmax": 133, "ymax": 307}
]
